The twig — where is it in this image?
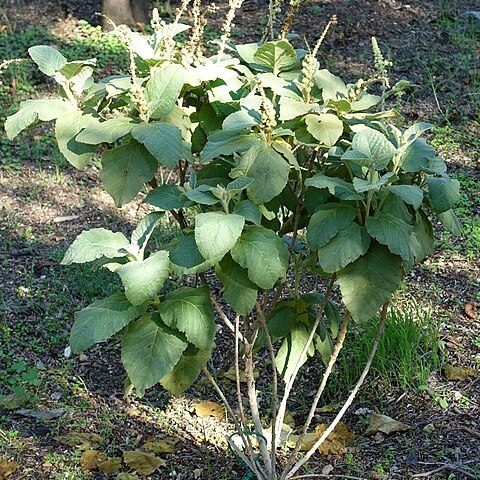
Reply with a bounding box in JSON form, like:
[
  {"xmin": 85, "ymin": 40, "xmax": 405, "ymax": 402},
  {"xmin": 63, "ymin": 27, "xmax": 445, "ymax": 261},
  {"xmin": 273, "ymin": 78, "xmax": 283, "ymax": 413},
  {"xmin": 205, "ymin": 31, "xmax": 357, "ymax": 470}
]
[
  {"xmin": 256, "ymin": 302, "xmax": 278, "ymax": 478},
  {"xmin": 286, "ymin": 302, "xmax": 389, "ymax": 479},
  {"xmin": 208, "ymin": 290, "xmax": 245, "ymax": 342},
  {"xmin": 275, "ymin": 275, "xmax": 336, "ymax": 443},
  {"xmin": 412, "ymin": 464, "xmax": 478, "ymax": 479},
  {"xmin": 282, "ymin": 311, "xmax": 351, "ymax": 478},
  {"xmin": 290, "ymin": 475, "xmax": 368, "ymax": 480},
  {"xmin": 438, "ymin": 424, "xmax": 480, "ymax": 440}
]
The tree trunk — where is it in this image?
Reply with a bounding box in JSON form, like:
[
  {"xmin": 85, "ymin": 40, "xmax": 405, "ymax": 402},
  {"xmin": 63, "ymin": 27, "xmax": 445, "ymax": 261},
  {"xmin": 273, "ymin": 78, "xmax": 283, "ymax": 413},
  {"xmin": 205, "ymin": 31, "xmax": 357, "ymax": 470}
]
[{"xmin": 102, "ymin": 0, "xmax": 149, "ymax": 30}]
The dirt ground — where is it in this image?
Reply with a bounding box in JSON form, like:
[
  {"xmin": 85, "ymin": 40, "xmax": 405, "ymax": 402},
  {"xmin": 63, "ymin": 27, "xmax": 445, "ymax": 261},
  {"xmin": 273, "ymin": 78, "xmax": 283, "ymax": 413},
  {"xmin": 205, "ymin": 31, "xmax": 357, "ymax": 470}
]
[{"xmin": 0, "ymin": 1, "xmax": 479, "ymax": 479}]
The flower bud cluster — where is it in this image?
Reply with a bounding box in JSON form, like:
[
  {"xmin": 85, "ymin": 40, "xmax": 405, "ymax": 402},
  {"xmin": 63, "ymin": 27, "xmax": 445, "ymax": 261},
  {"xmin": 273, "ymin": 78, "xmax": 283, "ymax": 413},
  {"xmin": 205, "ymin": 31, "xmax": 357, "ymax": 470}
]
[
  {"xmin": 130, "ymin": 82, "xmax": 149, "ymax": 122},
  {"xmin": 257, "ymin": 81, "xmax": 277, "ymax": 133},
  {"xmin": 371, "ymin": 36, "xmax": 392, "ymax": 88},
  {"xmin": 219, "ymin": 0, "xmax": 244, "ymax": 58},
  {"xmin": 280, "ymin": 0, "xmax": 303, "ymax": 38},
  {"xmin": 300, "ymin": 54, "xmax": 315, "ymax": 100}
]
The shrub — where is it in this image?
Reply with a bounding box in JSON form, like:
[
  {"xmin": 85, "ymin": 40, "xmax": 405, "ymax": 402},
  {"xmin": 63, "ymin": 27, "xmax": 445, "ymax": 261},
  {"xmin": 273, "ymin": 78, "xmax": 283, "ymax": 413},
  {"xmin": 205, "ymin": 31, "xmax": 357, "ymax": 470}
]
[{"xmin": 4, "ymin": 3, "xmax": 460, "ymax": 478}]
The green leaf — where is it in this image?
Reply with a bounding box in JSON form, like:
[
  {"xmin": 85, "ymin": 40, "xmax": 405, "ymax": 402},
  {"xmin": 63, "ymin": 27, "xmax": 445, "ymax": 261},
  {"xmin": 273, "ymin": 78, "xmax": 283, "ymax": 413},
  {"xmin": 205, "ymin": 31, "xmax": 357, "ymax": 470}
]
[
  {"xmin": 314, "ymin": 69, "xmax": 348, "ymax": 101},
  {"xmin": 201, "ymin": 130, "xmax": 257, "ymax": 162},
  {"xmin": 233, "ymin": 200, "xmax": 262, "ymax": 225},
  {"xmin": 131, "ymin": 211, "xmax": 164, "ymax": 252},
  {"xmin": 337, "ymin": 243, "xmax": 403, "ymax": 323},
  {"xmin": 411, "ymin": 211, "xmax": 434, "ymax": 262},
  {"xmin": 437, "ymin": 209, "xmax": 461, "ymax": 236},
  {"xmin": 401, "ymin": 138, "xmax": 436, "ymax": 172},
  {"xmin": 100, "ymin": 142, "xmax": 158, "ymax": 207},
  {"xmin": 350, "ymin": 94, "xmax": 381, "ymax": 111},
  {"xmin": 144, "ymin": 184, "xmax": 186, "ymax": 210},
  {"xmin": 385, "ymin": 184, "xmax": 424, "ymax": 209},
  {"xmin": 403, "ymin": 122, "xmax": 432, "ymax": 144},
  {"xmin": 352, "ymin": 172, "xmax": 395, "ymax": 193},
  {"xmin": 275, "ymin": 324, "xmax": 313, "ymax": 382},
  {"xmin": 305, "ymin": 114, "xmax": 344, "ymax": 148},
  {"xmin": 62, "ymin": 228, "xmax": 129, "ymax": 265},
  {"xmin": 305, "ymin": 173, "xmax": 364, "ymax": 201},
  {"xmin": 183, "ymin": 185, "xmax": 219, "ymax": 205},
  {"xmin": 279, "ymin": 97, "xmax": 316, "ymax": 121},
  {"xmin": 116, "ymin": 252, "xmax": 170, "ymax": 306},
  {"xmin": 253, "ymin": 40, "xmax": 297, "ymax": 74},
  {"xmin": 55, "ymin": 109, "xmax": 96, "ymax": 168},
  {"xmin": 160, "ymin": 345, "xmax": 212, "ymax": 396},
  {"xmin": 131, "ymin": 122, "xmax": 183, "ymax": 169},
  {"xmin": 145, "ymin": 63, "xmax": 185, "ymax": 119},
  {"xmin": 254, "ymin": 304, "xmax": 297, "ymax": 352},
  {"xmin": 317, "ymin": 223, "xmax": 371, "ymax": 273},
  {"xmin": 159, "ymin": 286, "xmax": 215, "ymax": 351},
  {"xmin": 343, "ymin": 128, "xmax": 396, "ymax": 169},
  {"xmin": 307, "ymin": 203, "xmax": 357, "ymax": 249},
  {"xmin": 70, "ymin": 293, "xmax": 144, "ymax": 353},
  {"xmin": 122, "ymin": 315, "xmax": 188, "ymax": 396},
  {"xmin": 76, "ymin": 117, "xmax": 136, "ymax": 144},
  {"xmin": 223, "ymin": 110, "xmax": 259, "ymax": 131},
  {"xmin": 231, "ymin": 226, "xmax": 289, "ymax": 289},
  {"xmin": 195, "ymin": 212, "xmax": 245, "ymax": 260},
  {"xmin": 366, "ymin": 212, "xmax": 414, "ymax": 262},
  {"xmin": 5, "ymin": 99, "xmax": 69, "ymax": 139},
  {"xmin": 426, "ymin": 177, "xmax": 460, "ymax": 214},
  {"xmin": 230, "ymin": 141, "xmax": 290, "ymax": 204},
  {"xmin": 169, "ymin": 234, "xmax": 212, "ymax": 274},
  {"xmin": 216, "ymin": 254, "xmax": 257, "ymax": 315},
  {"xmin": 28, "ymin": 45, "xmax": 67, "ymax": 76}
]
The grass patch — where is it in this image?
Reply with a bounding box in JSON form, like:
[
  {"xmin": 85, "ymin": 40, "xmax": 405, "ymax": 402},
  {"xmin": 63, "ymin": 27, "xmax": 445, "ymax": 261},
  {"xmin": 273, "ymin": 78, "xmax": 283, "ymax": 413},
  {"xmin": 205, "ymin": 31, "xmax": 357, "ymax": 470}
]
[{"xmin": 325, "ymin": 307, "xmax": 442, "ymax": 398}]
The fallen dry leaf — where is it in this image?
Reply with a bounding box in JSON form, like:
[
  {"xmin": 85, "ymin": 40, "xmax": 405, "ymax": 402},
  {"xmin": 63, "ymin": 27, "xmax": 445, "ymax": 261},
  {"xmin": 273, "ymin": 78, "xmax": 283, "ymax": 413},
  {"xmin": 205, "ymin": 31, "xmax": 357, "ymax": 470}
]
[
  {"xmin": 287, "ymin": 423, "xmax": 355, "ymax": 455},
  {"xmin": 222, "ymin": 365, "xmax": 259, "ymax": 382},
  {"xmin": 314, "ymin": 423, "xmax": 355, "ymax": 455},
  {"xmin": 315, "ymin": 404, "xmax": 341, "ymax": 413},
  {"xmin": 98, "ymin": 457, "xmax": 122, "ymax": 474},
  {"xmin": 55, "ymin": 432, "xmax": 103, "ymax": 449},
  {"xmin": 365, "ymin": 413, "xmax": 410, "ymax": 436},
  {"xmin": 142, "ymin": 436, "xmax": 178, "ymax": 454},
  {"xmin": 444, "ymin": 364, "xmax": 477, "ymax": 381},
  {"xmin": 195, "ymin": 400, "xmax": 225, "ymax": 419},
  {"xmin": 80, "ymin": 450, "xmax": 106, "ymax": 471},
  {"xmin": 116, "ymin": 474, "xmax": 140, "ymax": 480},
  {"xmin": 15, "ymin": 408, "xmax": 65, "ymax": 421},
  {"xmin": 0, "ymin": 459, "xmax": 19, "ymax": 479},
  {"xmin": 464, "ymin": 302, "xmax": 479, "ymax": 319},
  {"xmin": 193, "ymin": 468, "xmax": 203, "ymax": 479},
  {"xmin": 123, "ymin": 450, "xmax": 166, "ymax": 475}
]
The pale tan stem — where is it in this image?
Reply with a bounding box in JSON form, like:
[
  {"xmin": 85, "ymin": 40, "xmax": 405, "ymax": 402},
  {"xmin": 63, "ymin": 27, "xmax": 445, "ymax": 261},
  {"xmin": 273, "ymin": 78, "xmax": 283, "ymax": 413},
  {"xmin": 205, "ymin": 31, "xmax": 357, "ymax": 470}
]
[
  {"xmin": 275, "ymin": 276, "xmax": 336, "ymax": 442},
  {"xmin": 234, "ymin": 315, "xmax": 261, "ymax": 467},
  {"xmin": 209, "ymin": 291, "xmax": 245, "ymax": 342},
  {"xmin": 202, "ymin": 367, "xmax": 267, "ymax": 479},
  {"xmin": 282, "ymin": 312, "xmax": 351, "ymax": 478},
  {"xmin": 256, "ymin": 302, "xmax": 278, "ymax": 478},
  {"xmin": 245, "ymin": 339, "xmax": 272, "ymax": 476},
  {"xmin": 285, "ymin": 303, "xmax": 389, "ymax": 479}
]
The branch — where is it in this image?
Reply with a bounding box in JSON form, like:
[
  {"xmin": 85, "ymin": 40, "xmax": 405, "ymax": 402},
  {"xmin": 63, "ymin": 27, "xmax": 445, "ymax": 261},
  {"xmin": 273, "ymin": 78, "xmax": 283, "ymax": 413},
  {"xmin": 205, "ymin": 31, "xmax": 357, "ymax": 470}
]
[
  {"xmin": 286, "ymin": 302, "xmax": 389, "ymax": 479},
  {"xmin": 244, "ymin": 337, "xmax": 273, "ymax": 476},
  {"xmin": 256, "ymin": 302, "xmax": 278, "ymax": 478},
  {"xmin": 275, "ymin": 275, "xmax": 336, "ymax": 442},
  {"xmin": 207, "ymin": 290, "xmax": 245, "ymax": 342},
  {"xmin": 282, "ymin": 311, "xmax": 351, "ymax": 477}
]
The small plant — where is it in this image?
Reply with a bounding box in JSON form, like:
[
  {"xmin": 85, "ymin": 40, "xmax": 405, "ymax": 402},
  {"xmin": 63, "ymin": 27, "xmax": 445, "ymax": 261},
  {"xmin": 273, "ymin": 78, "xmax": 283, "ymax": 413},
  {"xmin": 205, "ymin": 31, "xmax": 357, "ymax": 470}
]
[{"xmin": 4, "ymin": 3, "xmax": 460, "ymax": 479}]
